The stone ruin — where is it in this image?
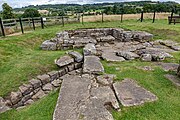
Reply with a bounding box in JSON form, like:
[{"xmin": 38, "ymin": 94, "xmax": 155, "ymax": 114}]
[
  {"xmin": 1, "ymin": 28, "xmax": 180, "ymax": 119},
  {"xmin": 41, "ymin": 28, "xmax": 180, "ymax": 62}
]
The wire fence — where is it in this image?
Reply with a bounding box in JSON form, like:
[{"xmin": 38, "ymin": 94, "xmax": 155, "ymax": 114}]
[
  {"xmin": 0, "ymin": 16, "xmax": 80, "ymax": 37},
  {"xmin": 0, "ymin": 11, "xmax": 179, "ymax": 37}
]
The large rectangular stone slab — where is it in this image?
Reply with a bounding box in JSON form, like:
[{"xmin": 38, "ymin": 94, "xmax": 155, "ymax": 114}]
[
  {"xmin": 83, "ymin": 56, "xmax": 104, "ymax": 74},
  {"xmin": 113, "ymin": 79, "xmax": 157, "ymax": 106},
  {"xmin": 53, "ymin": 75, "xmax": 92, "ymax": 120},
  {"xmin": 53, "ymin": 75, "xmax": 119, "ymax": 120}
]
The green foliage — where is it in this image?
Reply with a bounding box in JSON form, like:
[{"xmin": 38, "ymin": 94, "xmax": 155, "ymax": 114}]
[
  {"xmin": 13, "ymin": 1, "xmax": 179, "ymax": 16},
  {"xmin": 22, "ymin": 8, "xmax": 41, "ymax": 18},
  {"xmin": 2, "ymin": 3, "xmax": 15, "ymax": 19}
]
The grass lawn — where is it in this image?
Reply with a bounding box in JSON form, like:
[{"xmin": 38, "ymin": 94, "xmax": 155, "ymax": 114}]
[{"xmin": 0, "ymin": 19, "xmax": 180, "ymax": 120}]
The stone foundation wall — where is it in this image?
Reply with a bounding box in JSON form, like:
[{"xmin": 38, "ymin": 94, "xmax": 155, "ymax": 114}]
[{"xmin": 40, "ymin": 28, "xmax": 153, "ymax": 51}]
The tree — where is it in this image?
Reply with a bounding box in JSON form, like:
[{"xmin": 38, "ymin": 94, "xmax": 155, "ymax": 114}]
[
  {"xmin": 2, "ymin": 3, "xmax": 15, "ymax": 19},
  {"xmin": 22, "ymin": 8, "xmax": 41, "ymax": 18}
]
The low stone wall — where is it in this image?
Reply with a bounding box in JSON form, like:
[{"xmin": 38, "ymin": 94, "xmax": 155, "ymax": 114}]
[
  {"xmin": 0, "ymin": 53, "xmax": 83, "ymax": 113},
  {"xmin": 178, "ymin": 63, "xmax": 180, "ymax": 77},
  {"xmin": 40, "ymin": 28, "xmax": 153, "ymax": 51}
]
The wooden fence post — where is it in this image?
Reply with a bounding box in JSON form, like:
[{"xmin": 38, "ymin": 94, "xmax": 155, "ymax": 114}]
[
  {"xmin": 121, "ymin": 13, "xmax": 123, "ymax": 23},
  {"xmin": 32, "ymin": 17, "xmax": 35, "ymax": 30},
  {"xmin": 141, "ymin": 11, "xmax": 144, "ymax": 22},
  {"xmin": 152, "ymin": 11, "xmax": 156, "ymax": 23},
  {"xmin": 82, "ymin": 13, "xmax": 84, "ymax": 25},
  {"xmin": 40, "ymin": 17, "xmax": 44, "ymax": 29},
  {"xmin": 102, "ymin": 12, "xmax": 104, "ymax": 23},
  {"xmin": 19, "ymin": 17, "xmax": 24, "ymax": 34},
  {"xmin": 62, "ymin": 16, "xmax": 64, "ymax": 27},
  {"xmin": 169, "ymin": 9, "xmax": 174, "ymax": 24},
  {"xmin": 0, "ymin": 18, "xmax": 5, "ymax": 37}
]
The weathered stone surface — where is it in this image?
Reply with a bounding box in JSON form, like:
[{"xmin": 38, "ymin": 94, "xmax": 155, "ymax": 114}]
[
  {"xmin": 0, "ymin": 97, "xmax": 11, "ymax": 114},
  {"xmin": 74, "ymin": 62, "xmax": 83, "ymax": 69},
  {"xmin": 51, "ymin": 79, "xmax": 62, "ymax": 87},
  {"xmin": 42, "ymin": 83, "xmax": 54, "ymax": 92},
  {"xmin": 29, "ymin": 79, "xmax": 42, "ymax": 89},
  {"xmin": 56, "ymin": 31, "xmax": 69, "ymax": 39},
  {"xmin": 112, "ymin": 28, "xmax": 124, "ymax": 41},
  {"xmin": 21, "ymin": 94, "xmax": 31, "ymax": 103},
  {"xmin": 83, "ymin": 43, "xmax": 97, "ymax": 56},
  {"xmin": 97, "ymin": 74, "xmax": 116, "ymax": 86},
  {"xmin": 53, "ymin": 75, "xmax": 119, "ymax": 120},
  {"xmin": 13, "ymin": 101, "xmax": 24, "ymax": 108},
  {"xmin": 58, "ymin": 69, "xmax": 67, "ymax": 77},
  {"xmin": 73, "ymin": 37, "xmax": 97, "ymax": 45},
  {"xmin": 67, "ymin": 64, "xmax": 75, "ymax": 72},
  {"xmin": 78, "ymin": 86, "xmax": 120, "ymax": 120},
  {"xmin": 113, "ymin": 79, "xmax": 157, "ymax": 106},
  {"xmin": 159, "ymin": 40, "xmax": 178, "ymax": 47},
  {"xmin": 68, "ymin": 51, "xmax": 83, "ymax": 62},
  {"xmin": 40, "ymin": 40, "xmax": 57, "ymax": 51},
  {"xmin": 83, "ymin": 56, "xmax": 104, "ymax": 74},
  {"xmin": 137, "ymin": 48, "xmax": 173, "ymax": 61},
  {"xmin": 10, "ymin": 91, "xmax": 22, "ymax": 105},
  {"xmin": 164, "ymin": 74, "xmax": 180, "ymax": 89},
  {"xmin": 156, "ymin": 62, "xmax": 179, "ymax": 72},
  {"xmin": 47, "ymin": 71, "xmax": 60, "ymax": 81},
  {"xmin": 55, "ymin": 55, "xmax": 74, "ymax": 67},
  {"xmin": 32, "ymin": 89, "xmax": 46, "ymax": 100},
  {"xmin": 37, "ymin": 74, "xmax": 50, "ymax": 85},
  {"xmin": 53, "ymin": 75, "xmax": 91, "ymax": 120},
  {"xmin": 24, "ymin": 99, "xmax": 34, "ymax": 106},
  {"xmin": 102, "ymin": 50, "xmax": 125, "ymax": 62},
  {"xmin": 140, "ymin": 54, "xmax": 152, "ymax": 62},
  {"xmin": 19, "ymin": 84, "xmax": 33, "ymax": 96},
  {"xmin": 117, "ymin": 51, "xmax": 139, "ymax": 60},
  {"xmin": 97, "ymin": 35, "xmax": 115, "ymax": 42},
  {"xmin": 131, "ymin": 31, "xmax": 153, "ymax": 41},
  {"xmin": 171, "ymin": 46, "xmax": 180, "ymax": 51}
]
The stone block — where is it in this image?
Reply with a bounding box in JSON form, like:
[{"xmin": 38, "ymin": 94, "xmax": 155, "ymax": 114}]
[
  {"xmin": 29, "ymin": 79, "xmax": 42, "ymax": 89},
  {"xmin": 19, "ymin": 84, "xmax": 33, "ymax": 96},
  {"xmin": 37, "ymin": 74, "xmax": 50, "ymax": 85},
  {"xmin": 47, "ymin": 71, "xmax": 60, "ymax": 81},
  {"xmin": 55, "ymin": 55, "xmax": 74, "ymax": 67}
]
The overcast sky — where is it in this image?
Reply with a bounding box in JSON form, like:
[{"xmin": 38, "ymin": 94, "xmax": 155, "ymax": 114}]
[{"xmin": 0, "ymin": 0, "xmax": 179, "ymax": 10}]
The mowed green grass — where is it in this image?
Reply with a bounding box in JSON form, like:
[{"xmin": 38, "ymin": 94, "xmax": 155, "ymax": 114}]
[{"xmin": 0, "ymin": 19, "xmax": 180, "ymax": 120}]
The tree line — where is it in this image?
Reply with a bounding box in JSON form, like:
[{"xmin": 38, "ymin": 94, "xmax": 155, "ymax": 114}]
[{"xmin": 0, "ymin": 1, "xmax": 179, "ymax": 19}]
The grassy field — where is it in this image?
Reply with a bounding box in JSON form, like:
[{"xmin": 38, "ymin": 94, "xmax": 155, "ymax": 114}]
[
  {"xmin": 83, "ymin": 13, "xmax": 171, "ymax": 22},
  {"xmin": 0, "ymin": 19, "xmax": 180, "ymax": 120}
]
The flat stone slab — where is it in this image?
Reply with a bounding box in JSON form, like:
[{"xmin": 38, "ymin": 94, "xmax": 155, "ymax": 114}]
[
  {"xmin": 53, "ymin": 75, "xmax": 119, "ymax": 120},
  {"xmin": 83, "ymin": 56, "xmax": 104, "ymax": 74},
  {"xmin": 155, "ymin": 62, "xmax": 179, "ymax": 72},
  {"xmin": 113, "ymin": 79, "xmax": 157, "ymax": 106},
  {"xmin": 116, "ymin": 51, "xmax": 139, "ymax": 60},
  {"xmin": 164, "ymin": 74, "xmax": 180, "ymax": 89},
  {"xmin": 55, "ymin": 55, "xmax": 74, "ymax": 67},
  {"xmin": 102, "ymin": 50, "xmax": 125, "ymax": 62},
  {"xmin": 53, "ymin": 75, "xmax": 91, "ymax": 120}
]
